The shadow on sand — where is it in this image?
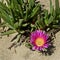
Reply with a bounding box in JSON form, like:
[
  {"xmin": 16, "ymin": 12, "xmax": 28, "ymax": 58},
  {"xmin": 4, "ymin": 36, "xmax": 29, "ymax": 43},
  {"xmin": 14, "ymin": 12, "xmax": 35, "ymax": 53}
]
[{"xmin": 40, "ymin": 28, "xmax": 60, "ymax": 56}]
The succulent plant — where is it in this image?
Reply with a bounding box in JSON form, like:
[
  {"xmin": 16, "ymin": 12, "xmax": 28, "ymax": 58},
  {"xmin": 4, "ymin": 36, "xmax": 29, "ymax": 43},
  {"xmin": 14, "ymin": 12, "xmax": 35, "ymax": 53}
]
[
  {"xmin": 44, "ymin": 0, "xmax": 60, "ymax": 31},
  {"xmin": 0, "ymin": 0, "xmax": 60, "ymax": 50},
  {"xmin": 0, "ymin": 0, "xmax": 42, "ymax": 48}
]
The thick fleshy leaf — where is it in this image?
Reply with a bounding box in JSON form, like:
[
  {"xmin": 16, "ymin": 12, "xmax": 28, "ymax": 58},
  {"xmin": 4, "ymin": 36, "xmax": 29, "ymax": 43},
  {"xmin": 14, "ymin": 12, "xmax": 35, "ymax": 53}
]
[
  {"xmin": 0, "ymin": 8, "xmax": 14, "ymax": 29},
  {"xmin": 30, "ymin": 4, "xmax": 40, "ymax": 18},
  {"xmin": 28, "ymin": 0, "xmax": 35, "ymax": 8},
  {"xmin": 45, "ymin": 16, "xmax": 54, "ymax": 26},
  {"xmin": 55, "ymin": 0, "xmax": 59, "ymax": 14},
  {"xmin": 1, "ymin": 30, "xmax": 16, "ymax": 36},
  {"xmin": 50, "ymin": 0, "xmax": 54, "ymax": 15}
]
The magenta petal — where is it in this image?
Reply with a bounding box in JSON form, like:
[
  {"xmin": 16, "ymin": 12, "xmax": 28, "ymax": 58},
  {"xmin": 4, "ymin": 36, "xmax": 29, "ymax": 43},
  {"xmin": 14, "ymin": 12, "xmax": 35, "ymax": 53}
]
[
  {"xmin": 39, "ymin": 47, "xmax": 44, "ymax": 51},
  {"xmin": 32, "ymin": 46, "xmax": 36, "ymax": 50},
  {"xmin": 44, "ymin": 44, "xmax": 49, "ymax": 48},
  {"xmin": 36, "ymin": 47, "xmax": 40, "ymax": 50},
  {"xmin": 45, "ymin": 34, "xmax": 49, "ymax": 40},
  {"xmin": 30, "ymin": 30, "xmax": 49, "ymax": 51}
]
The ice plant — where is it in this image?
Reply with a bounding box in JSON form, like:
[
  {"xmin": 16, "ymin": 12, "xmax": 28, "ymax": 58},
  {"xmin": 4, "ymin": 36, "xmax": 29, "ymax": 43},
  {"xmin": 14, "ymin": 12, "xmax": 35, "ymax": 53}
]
[
  {"xmin": 0, "ymin": 0, "xmax": 41, "ymax": 43},
  {"xmin": 30, "ymin": 30, "xmax": 49, "ymax": 51}
]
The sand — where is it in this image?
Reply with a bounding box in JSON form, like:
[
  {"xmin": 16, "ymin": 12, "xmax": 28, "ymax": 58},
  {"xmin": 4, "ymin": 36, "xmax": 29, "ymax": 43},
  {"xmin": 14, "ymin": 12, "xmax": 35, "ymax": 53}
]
[
  {"xmin": 0, "ymin": 31, "xmax": 60, "ymax": 60},
  {"xmin": 0, "ymin": 0, "xmax": 60, "ymax": 60}
]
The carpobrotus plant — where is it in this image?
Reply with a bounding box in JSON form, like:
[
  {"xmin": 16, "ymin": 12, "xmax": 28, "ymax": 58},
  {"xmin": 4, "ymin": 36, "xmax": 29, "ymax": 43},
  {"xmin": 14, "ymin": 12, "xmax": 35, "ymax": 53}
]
[
  {"xmin": 0, "ymin": 0, "xmax": 60, "ymax": 54},
  {"xmin": 0, "ymin": 0, "xmax": 43, "ymax": 48}
]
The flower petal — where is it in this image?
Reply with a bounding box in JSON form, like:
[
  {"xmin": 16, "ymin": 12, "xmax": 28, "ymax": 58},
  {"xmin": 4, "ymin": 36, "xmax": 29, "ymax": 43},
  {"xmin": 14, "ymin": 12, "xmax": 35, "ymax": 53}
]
[
  {"xmin": 32, "ymin": 46, "xmax": 36, "ymax": 50},
  {"xmin": 39, "ymin": 47, "xmax": 44, "ymax": 51},
  {"xmin": 44, "ymin": 44, "xmax": 49, "ymax": 48},
  {"xmin": 30, "ymin": 30, "xmax": 49, "ymax": 51}
]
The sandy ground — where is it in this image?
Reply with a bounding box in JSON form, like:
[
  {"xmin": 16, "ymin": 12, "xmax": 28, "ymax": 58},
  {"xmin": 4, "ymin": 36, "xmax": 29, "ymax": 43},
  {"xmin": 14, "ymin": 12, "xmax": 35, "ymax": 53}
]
[
  {"xmin": 0, "ymin": 31, "xmax": 60, "ymax": 60},
  {"xmin": 0, "ymin": 0, "xmax": 60, "ymax": 60}
]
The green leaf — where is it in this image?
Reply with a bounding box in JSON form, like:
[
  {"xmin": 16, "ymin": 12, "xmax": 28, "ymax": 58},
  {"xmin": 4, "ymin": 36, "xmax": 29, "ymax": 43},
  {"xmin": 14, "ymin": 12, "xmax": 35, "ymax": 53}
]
[
  {"xmin": 37, "ymin": 16, "xmax": 45, "ymax": 29},
  {"xmin": 49, "ymin": 0, "xmax": 56, "ymax": 17},
  {"xmin": 14, "ymin": 22, "xmax": 19, "ymax": 29},
  {"xmin": 44, "ymin": 10, "xmax": 48, "ymax": 19},
  {"xmin": 9, "ymin": 0, "xmax": 23, "ymax": 18},
  {"xmin": 49, "ymin": 16, "xmax": 54, "ymax": 24},
  {"xmin": 19, "ymin": 5, "xmax": 23, "ymax": 18},
  {"xmin": 20, "ymin": 31, "xmax": 25, "ymax": 34},
  {"xmin": 0, "ymin": 22, "xmax": 6, "ymax": 27},
  {"xmin": 25, "ymin": 43, "xmax": 31, "ymax": 48},
  {"xmin": 24, "ymin": 5, "xmax": 29, "ymax": 20},
  {"xmin": 45, "ymin": 16, "xmax": 54, "ymax": 26},
  {"xmin": 1, "ymin": 30, "xmax": 16, "ymax": 36},
  {"xmin": 22, "ymin": 23, "xmax": 28, "ymax": 27},
  {"xmin": 30, "ymin": 3, "xmax": 40, "ymax": 18},
  {"xmin": 55, "ymin": 0, "xmax": 59, "ymax": 14},
  {"xmin": 0, "ymin": 2, "xmax": 11, "ymax": 15},
  {"xmin": 50, "ymin": 0, "xmax": 54, "ymax": 15},
  {"xmin": 30, "ymin": 24, "xmax": 35, "ymax": 27},
  {"xmin": 25, "ymin": 37, "xmax": 32, "ymax": 48},
  {"xmin": 0, "ymin": 8, "xmax": 14, "ymax": 29},
  {"xmin": 28, "ymin": 0, "xmax": 35, "ymax": 9},
  {"xmin": 17, "ymin": 0, "xmax": 23, "ymax": 5},
  {"xmin": 17, "ymin": 34, "xmax": 21, "ymax": 42},
  {"xmin": 19, "ymin": 19, "xmax": 24, "ymax": 27},
  {"xmin": 52, "ymin": 25, "xmax": 60, "ymax": 28}
]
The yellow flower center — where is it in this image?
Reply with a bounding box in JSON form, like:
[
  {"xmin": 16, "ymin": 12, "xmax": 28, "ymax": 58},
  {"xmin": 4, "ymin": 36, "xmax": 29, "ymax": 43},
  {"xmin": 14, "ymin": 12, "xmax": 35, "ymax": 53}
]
[{"xmin": 35, "ymin": 38, "xmax": 45, "ymax": 46}]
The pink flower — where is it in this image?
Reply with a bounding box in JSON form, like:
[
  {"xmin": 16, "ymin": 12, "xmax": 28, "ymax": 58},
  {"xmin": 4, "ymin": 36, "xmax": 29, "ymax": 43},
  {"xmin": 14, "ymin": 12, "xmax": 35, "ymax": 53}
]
[{"xmin": 30, "ymin": 30, "xmax": 49, "ymax": 51}]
